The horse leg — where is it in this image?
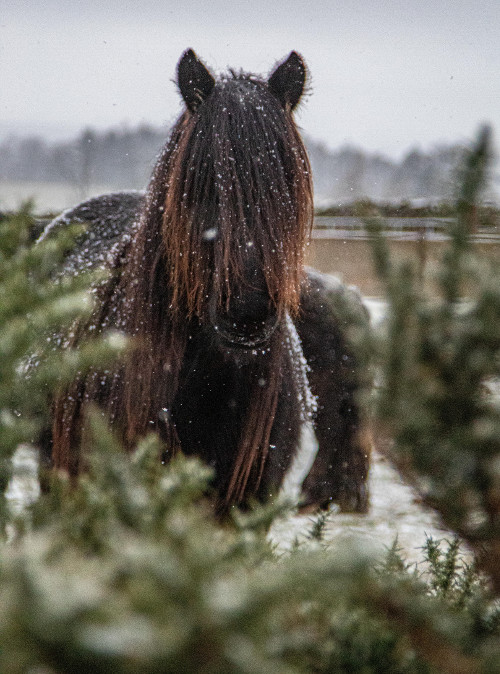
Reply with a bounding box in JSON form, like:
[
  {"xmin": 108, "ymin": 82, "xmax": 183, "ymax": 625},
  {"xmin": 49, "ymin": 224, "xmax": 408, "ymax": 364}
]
[{"xmin": 297, "ymin": 277, "xmax": 370, "ymax": 513}]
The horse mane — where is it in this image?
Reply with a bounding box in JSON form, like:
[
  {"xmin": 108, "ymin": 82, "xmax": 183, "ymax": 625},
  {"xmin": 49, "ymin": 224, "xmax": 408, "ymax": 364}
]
[{"xmin": 52, "ymin": 65, "xmax": 313, "ymax": 508}]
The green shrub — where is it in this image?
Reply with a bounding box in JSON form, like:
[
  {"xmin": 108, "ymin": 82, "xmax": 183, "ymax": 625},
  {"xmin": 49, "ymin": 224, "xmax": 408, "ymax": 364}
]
[{"xmin": 368, "ymin": 127, "xmax": 500, "ymax": 596}]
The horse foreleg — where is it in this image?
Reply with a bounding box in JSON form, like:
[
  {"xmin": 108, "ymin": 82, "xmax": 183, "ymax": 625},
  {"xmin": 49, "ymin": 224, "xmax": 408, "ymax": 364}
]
[
  {"xmin": 301, "ymin": 360, "xmax": 369, "ymax": 513},
  {"xmin": 297, "ymin": 286, "xmax": 370, "ymax": 513}
]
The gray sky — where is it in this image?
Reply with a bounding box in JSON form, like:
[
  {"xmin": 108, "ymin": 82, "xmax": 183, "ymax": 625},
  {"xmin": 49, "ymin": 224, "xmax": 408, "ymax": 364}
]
[{"xmin": 1, "ymin": 0, "xmax": 499, "ymax": 158}]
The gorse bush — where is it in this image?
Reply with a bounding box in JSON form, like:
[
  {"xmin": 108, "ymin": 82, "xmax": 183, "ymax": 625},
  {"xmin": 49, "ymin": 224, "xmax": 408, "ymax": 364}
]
[
  {"xmin": 0, "ymin": 204, "xmax": 125, "ymax": 531},
  {"xmin": 0, "ymin": 128, "xmax": 499, "ymax": 672},
  {"xmin": 3, "ymin": 420, "xmax": 495, "ymax": 674},
  {"xmin": 369, "ymin": 126, "xmax": 500, "ymax": 596}
]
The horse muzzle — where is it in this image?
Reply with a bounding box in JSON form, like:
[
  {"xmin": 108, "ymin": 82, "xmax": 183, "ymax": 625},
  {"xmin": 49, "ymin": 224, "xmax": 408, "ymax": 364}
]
[
  {"xmin": 213, "ymin": 314, "xmax": 280, "ymax": 349},
  {"xmin": 209, "ymin": 292, "xmax": 280, "ymax": 350}
]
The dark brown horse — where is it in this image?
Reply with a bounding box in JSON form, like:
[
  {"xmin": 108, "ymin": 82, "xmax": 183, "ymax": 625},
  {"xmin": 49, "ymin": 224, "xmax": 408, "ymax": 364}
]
[{"xmin": 40, "ymin": 50, "xmax": 370, "ymax": 513}]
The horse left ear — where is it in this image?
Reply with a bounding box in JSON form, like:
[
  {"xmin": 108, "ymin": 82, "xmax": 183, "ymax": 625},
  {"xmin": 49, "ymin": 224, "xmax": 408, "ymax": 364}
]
[
  {"xmin": 177, "ymin": 49, "xmax": 215, "ymax": 112},
  {"xmin": 268, "ymin": 51, "xmax": 306, "ymax": 110}
]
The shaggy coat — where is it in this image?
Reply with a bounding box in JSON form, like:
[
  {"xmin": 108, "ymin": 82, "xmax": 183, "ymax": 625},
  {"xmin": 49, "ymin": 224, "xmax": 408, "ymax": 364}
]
[{"xmin": 41, "ymin": 50, "xmax": 369, "ymax": 512}]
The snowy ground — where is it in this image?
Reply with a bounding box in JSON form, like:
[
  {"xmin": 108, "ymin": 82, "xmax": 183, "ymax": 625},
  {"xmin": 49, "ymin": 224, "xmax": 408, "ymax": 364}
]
[
  {"xmin": 271, "ymin": 297, "xmax": 450, "ymax": 561},
  {"xmin": 272, "ymin": 444, "xmax": 447, "ymax": 562},
  {"xmin": 8, "ymin": 440, "xmax": 450, "ymax": 565}
]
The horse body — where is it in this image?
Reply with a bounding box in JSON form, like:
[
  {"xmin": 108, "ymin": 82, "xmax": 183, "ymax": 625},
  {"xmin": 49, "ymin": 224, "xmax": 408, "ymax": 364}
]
[{"xmin": 40, "ymin": 50, "xmax": 369, "ymax": 513}]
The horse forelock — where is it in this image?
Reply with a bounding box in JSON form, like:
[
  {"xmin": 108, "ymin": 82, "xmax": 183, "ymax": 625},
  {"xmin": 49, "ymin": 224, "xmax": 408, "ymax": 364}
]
[{"xmin": 155, "ymin": 74, "xmax": 313, "ymax": 320}]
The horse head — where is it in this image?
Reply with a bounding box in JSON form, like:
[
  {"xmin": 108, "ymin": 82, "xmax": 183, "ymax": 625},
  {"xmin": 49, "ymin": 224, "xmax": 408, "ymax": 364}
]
[{"xmin": 159, "ymin": 49, "xmax": 313, "ymax": 350}]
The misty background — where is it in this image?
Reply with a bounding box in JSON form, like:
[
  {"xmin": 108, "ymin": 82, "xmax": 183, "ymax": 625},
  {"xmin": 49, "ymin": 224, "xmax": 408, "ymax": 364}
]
[
  {"xmin": 1, "ymin": 0, "xmax": 499, "ymax": 211},
  {"xmin": 0, "ymin": 127, "xmax": 481, "ymax": 211}
]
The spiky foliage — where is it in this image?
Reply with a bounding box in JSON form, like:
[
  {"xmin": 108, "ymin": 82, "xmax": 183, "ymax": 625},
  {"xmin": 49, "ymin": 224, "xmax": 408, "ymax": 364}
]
[
  {"xmin": 3, "ymin": 422, "xmax": 500, "ymax": 673},
  {"xmin": 0, "ymin": 204, "xmax": 125, "ymax": 532},
  {"xmin": 368, "ymin": 126, "xmax": 500, "ymax": 595},
  {"xmin": 4, "ymin": 419, "xmax": 499, "ymax": 674}
]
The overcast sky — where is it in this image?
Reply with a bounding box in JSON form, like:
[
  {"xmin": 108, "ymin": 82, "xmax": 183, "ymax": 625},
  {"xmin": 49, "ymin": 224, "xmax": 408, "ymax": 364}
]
[{"xmin": 1, "ymin": 0, "xmax": 499, "ymax": 158}]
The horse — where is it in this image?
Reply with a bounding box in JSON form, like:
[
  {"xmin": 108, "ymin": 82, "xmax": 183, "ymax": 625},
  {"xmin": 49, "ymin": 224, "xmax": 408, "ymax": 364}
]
[{"xmin": 39, "ymin": 49, "xmax": 370, "ymax": 514}]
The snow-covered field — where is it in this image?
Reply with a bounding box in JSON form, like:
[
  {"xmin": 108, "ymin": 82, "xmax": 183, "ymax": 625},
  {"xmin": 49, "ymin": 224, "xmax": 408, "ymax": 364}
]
[{"xmin": 272, "ymin": 443, "xmax": 447, "ymax": 561}]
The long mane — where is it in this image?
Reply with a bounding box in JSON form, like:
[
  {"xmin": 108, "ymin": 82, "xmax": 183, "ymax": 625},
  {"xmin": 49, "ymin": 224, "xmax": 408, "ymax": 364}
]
[{"xmin": 52, "ymin": 67, "xmax": 313, "ymax": 507}]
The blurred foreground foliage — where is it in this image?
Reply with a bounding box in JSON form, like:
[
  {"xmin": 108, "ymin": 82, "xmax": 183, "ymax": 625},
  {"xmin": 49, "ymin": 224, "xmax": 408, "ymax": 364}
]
[
  {"xmin": 0, "ymin": 130, "xmax": 500, "ymax": 672},
  {"xmin": 0, "ymin": 204, "xmax": 125, "ymax": 529},
  {"xmin": 2, "ymin": 428, "xmax": 498, "ymax": 674},
  {"xmin": 369, "ymin": 126, "xmax": 500, "ymax": 598}
]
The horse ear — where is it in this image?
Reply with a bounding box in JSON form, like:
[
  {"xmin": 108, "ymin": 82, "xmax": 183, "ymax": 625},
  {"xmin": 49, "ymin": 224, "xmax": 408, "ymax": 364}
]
[
  {"xmin": 268, "ymin": 51, "xmax": 306, "ymax": 110},
  {"xmin": 177, "ymin": 49, "xmax": 215, "ymax": 112}
]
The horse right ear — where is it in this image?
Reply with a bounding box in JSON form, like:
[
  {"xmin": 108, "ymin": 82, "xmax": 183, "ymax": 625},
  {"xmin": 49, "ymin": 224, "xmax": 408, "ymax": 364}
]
[{"xmin": 177, "ymin": 49, "xmax": 215, "ymax": 112}]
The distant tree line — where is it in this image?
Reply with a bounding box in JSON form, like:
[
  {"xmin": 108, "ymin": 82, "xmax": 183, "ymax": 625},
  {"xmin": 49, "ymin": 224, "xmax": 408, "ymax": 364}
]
[
  {"xmin": 0, "ymin": 125, "xmax": 165, "ymax": 193},
  {"xmin": 308, "ymin": 142, "xmax": 466, "ymax": 203},
  {"xmin": 1, "ymin": 124, "xmax": 498, "ymax": 204}
]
